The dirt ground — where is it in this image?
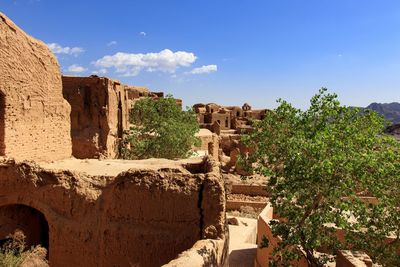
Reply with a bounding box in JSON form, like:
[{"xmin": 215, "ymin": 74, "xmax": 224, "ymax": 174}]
[
  {"xmin": 227, "ymin": 194, "xmax": 268, "ymax": 202},
  {"xmin": 41, "ymin": 157, "xmax": 203, "ymax": 176},
  {"xmin": 223, "ymin": 173, "xmax": 269, "ymax": 186}
]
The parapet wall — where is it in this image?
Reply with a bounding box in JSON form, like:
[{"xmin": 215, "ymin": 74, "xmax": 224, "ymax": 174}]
[{"xmin": 0, "ymin": 157, "xmax": 227, "ymax": 267}]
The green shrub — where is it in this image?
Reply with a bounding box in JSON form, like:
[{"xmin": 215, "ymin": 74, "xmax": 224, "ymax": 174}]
[{"xmin": 122, "ymin": 95, "xmax": 200, "ymax": 159}]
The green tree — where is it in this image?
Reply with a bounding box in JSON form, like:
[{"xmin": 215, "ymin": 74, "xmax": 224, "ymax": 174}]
[
  {"xmin": 122, "ymin": 95, "xmax": 200, "ymax": 159},
  {"xmin": 241, "ymin": 88, "xmax": 400, "ymax": 266}
]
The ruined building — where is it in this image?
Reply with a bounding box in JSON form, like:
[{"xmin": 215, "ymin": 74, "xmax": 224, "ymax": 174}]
[
  {"xmin": 194, "ymin": 102, "xmax": 268, "ymax": 132},
  {"xmin": 62, "ymin": 76, "xmax": 178, "ymax": 159},
  {"xmin": 0, "ymin": 12, "xmax": 227, "ymax": 267},
  {"xmin": 62, "ymin": 76, "xmax": 129, "ymax": 159},
  {"xmin": 193, "ymin": 102, "xmax": 268, "ymax": 174},
  {"xmin": 0, "ymin": 13, "xmax": 71, "ymax": 162}
]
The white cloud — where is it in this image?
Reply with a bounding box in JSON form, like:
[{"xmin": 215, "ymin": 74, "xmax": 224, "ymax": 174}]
[
  {"xmin": 139, "ymin": 31, "xmax": 146, "ymax": 36},
  {"xmin": 47, "ymin": 43, "xmax": 84, "ymax": 56},
  {"xmin": 94, "ymin": 49, "xmax": 197, "ymax": 77},
  {"xmin": 189, "ymin": 64, "xmax": 218, "ymax": 74},
  {"xmin": 67, "ymin": 64, "xmax": 87, "ymax": 73},
  {"xmin": 92, "ymin": 68, "xmax": 108, "ymax": 75},
  {"xmin": 107, "ymin": 41, "xmax": 117, "ymax": 46}
]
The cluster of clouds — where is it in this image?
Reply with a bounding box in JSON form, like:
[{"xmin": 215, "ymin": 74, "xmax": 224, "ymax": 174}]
[
  {"xmin": 47, "ymin": 43, "xmax": 84, "ymax": 56},
  {"xmin": 48, "ymin": 43, "xmax": 217, "ymax": 77},
  {"xmin": 67, "ymin": 64, "xmax": 87, "ymax": 73},
  {"xmin": 94, "ymin": 49, "xmax": 198, "ymax": 77}
]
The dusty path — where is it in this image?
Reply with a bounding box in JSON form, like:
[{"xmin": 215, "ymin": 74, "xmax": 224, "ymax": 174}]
[{"xmin": 228, "ymin": 217, "xmax": 258, "ymax": 267}]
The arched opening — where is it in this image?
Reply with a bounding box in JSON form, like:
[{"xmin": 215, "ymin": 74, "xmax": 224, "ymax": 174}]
[{"xmin": 0, "ymin": 204, "xmax": 49, "ymax": 255}]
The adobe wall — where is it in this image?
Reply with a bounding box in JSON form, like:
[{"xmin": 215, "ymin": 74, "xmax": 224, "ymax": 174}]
[
  {"xmin": 254, "ymin": 205, "xmax": 308, "ymax": 267},
  {"xmin": 204, "ymin": 113, "xmax": 231, "ymax": 130},
  {"xmin": 0, "ymin": 13, "xmax": 71, "ymax": 161},
  {"xmin": 62, "ymin": 76, "xmax": 129, "ymax": 159},
  {"xmin": 194, "ymin": 129, "xmax": 220, "ymax": 161},
  {"xmin": 63, "ymin": 77, "xmax": 183, "ymax": 159},
  {"xmin": 163, "ymin": 238, "xmax": 228, "ymax": 267},
  {"xmin": 125, "ymin": 85, "xmax": 152, "ymax": 111},
  {"xmin": 194, "ymin": 102, "xmax": 269, "ymax": 134},
  {"xmin": 0, "ymin": 157, "xmax": 227, "ymax": 267}
]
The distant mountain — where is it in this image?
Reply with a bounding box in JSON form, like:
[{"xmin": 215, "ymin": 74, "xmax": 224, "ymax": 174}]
[{"xmin": 366, "ymin": 102, "xmax": 400, "ymax": 124}]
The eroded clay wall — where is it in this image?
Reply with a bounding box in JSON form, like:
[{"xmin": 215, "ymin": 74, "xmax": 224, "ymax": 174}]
[
  {"xmin": 0, "ymin": 13, "xmax": 71, "ymax": 161},
  {"xmin": 62, "ymin": 76, "xmax": 129, "ymax": 159},
  {"xmin": 0, "ymin": 158, "xmax": 226, "ymax": 267}
]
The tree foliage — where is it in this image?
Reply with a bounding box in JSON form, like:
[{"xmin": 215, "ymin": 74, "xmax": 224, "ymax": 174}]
[
  {"xmin": 122, "ymin": 95, "xmax": 200, "ymax": 160},
  {"xmin": 241, "ymin": 88, "xmax": 400, "ymax": 266}
]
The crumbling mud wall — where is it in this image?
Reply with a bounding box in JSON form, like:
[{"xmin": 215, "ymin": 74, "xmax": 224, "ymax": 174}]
[
  {"xmin": 62, "ymin": 77, "xmax": 182, "ymax": 159},
  {"xmin": 62, "ymin": 76, "xmax": 129, "ymax": 159},
  {"xmin": 194, "ymin": 129, "xmax": 220, "ymax": 161},
  {"xmin": 0, "ymin": 157, "xmax": 227, "ymax": 267},
  {"xmin": 163, "ymin": 238, "xmax": 228, "ymax": 267},
  {"xmin": 0, "ymin": 13, "xmax": 71, "ymax": 161}
]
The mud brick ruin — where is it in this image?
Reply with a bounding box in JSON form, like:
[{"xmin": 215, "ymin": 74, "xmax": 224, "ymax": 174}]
[
  {"xmin": 0, "ymin": 14, "xmax": 71, "ymax": 162},
  {"xmin": 62, "ymin": 76, "xmax": 181, "ymax": 159},
  {"xmin": 1, "ymin": 10, "xmax": 386, "ymax": 267},
  {"xmin": 194, "ymin": 103, "xmax": 267, "ymax": 132},
  {"xmin": 0, "ymin": 12, "xmax": 228, "ymax": 266},
  {"xmin": 193, "ymin": 103, "xmax": 268, "ymax": 174}
]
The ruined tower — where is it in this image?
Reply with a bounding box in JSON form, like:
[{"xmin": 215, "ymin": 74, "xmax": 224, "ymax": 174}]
[{"xmin": 0, "ymin": 13, "xmax": 72, "ymax": 161}]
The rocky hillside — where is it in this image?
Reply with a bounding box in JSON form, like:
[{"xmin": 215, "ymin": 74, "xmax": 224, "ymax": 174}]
[
  {"xmin": 366, "ymin": 102, "xmax": 400, "ymax": 124},
  {"xmin": 385, "ymin": 123, "xmax": 400, "ymax": 141}
]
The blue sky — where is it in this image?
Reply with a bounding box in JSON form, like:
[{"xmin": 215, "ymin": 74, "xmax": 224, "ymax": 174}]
[{"xmin": 1, "ymin": 0, "xmax": 400, "ymax": 109}]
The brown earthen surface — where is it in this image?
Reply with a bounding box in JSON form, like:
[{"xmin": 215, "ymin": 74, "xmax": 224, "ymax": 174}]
[
  {"xmin": 0, "ymin": 13, "xmax": 72, "ymax": 161},
  {"xmin": 195, "ymin": 129, "xmax": 220, "ymax": 161},
  {"xmin": 254, "ymin": 205, "xmax": 308, "ymax": 267},
  {"xmin": 62, "ymin": 76, "xmax": 184, "ymax": 159},
  {"xmin": 0, "ymin": 157, "xmax": 226, "ymax": 267},
  {"xmin": 336, "ymin": 250, "xmax": 373, "ymax": 267},
  {"xmin": 62, "ymin": 76, "xmax": 130, "ymax": 159}
]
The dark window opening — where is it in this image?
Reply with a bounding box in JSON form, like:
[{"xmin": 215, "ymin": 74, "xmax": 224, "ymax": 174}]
[
  {"xmin": 0, "ymin": 91, "xmax": 5, "ymax": 155},
  {"xmin": 117, "ymin": 92, "xmax": 123, "ymax": 139}
]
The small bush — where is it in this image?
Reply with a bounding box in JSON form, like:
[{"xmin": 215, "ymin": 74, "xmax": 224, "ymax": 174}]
[{"xmin": 0, "ymin": 230, "xmax": 48, "ymax": 267}]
